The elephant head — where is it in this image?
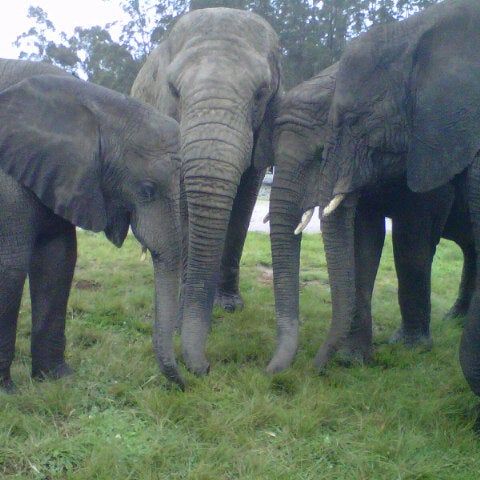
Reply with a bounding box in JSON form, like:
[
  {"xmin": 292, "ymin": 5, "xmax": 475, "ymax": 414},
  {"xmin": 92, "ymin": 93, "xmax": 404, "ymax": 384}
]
[
  {"xmin": 132, "ymin": 8, "xmax": 281, "ymax": 375},
  {"xmin": 317, "ymin": 0, "xmax": 480, "ymax": 375},
  {"xmin": 0, "ymin": 74, "xmax": 184, "ymax": 387},
  {"xmin": 267, "ymin": 63, "xmax": 337, "ymax": 372}
]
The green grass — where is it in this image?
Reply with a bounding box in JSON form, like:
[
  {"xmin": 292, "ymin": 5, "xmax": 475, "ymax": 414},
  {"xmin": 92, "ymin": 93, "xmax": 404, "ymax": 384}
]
[{"xmin": 1, "ymin": 231, "xmax": 479, "ymax": 479}]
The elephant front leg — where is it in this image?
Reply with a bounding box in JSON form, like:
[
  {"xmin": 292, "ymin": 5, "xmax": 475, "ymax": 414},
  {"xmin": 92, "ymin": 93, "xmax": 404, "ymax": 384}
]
[
  {"xmin": 0, "ymin": 268, "xmax": 27, "ymax": 393},
  {"xmin": 336, "ymin": 201, "xmax": 385, "ymax": 365},
  {"xmin": 29, "ymin": 222, "xmax": 76, "ymax": 380},
  {"xmin": 215, "ymin": 166, "xmax": 265, "ymax": 312}
]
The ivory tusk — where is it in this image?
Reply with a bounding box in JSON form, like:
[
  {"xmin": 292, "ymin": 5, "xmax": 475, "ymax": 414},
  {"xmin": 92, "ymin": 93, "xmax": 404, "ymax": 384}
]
[
  {"xmin": 140, "ymin": 246, "xmax": 148, "ymax": 262},
  {"xmin": 322, "ymin": 194, "xmax": 346, "ymax": 217},
  {"xmin": 263, "ymin": 213, "xmax": 270, "ymax": 224},
  {"xmin": 294, "ymin": 208, "xmax": 314, "ymax": 235}
]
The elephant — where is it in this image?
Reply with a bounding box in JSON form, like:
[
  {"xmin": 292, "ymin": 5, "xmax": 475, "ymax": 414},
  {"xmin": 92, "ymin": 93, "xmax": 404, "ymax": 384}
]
[
  {"xmin": 132, "ymin": 7, "xmax": 281, "ymax": 377},
  {"xmin": 267, "ymin": 62, "xmax": 475, "ymax": 373},
  {"xmin": 0, "ymin": 61, "xmax": 181, "ymax": 392},
  {"xmin": 306, "ymin": 0, "xmax": 480, "ymax": 396}
]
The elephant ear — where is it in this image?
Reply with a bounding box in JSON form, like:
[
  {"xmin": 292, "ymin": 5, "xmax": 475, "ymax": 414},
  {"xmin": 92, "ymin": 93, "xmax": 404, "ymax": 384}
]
[
  {"xmin": 0, "ymin": 75, "xmax": 107, "ymax": 231},
  {"xmin": 301, "ymin": 145, "xmax": 324, "ymax": 212},
  {"xmin": 252, "ymin": 50, "xmax": 282, "ymax": 170},
  {"xmin": 104, "ymin": 202, "xmax": 130, "ymax": 248},
  {"xmin": 406, "ymin": 16, "xmax": 480, "ymax": 193},
  {"xmin": 253, "ymin": 88, "xmax": 282, "ymax": 170}
]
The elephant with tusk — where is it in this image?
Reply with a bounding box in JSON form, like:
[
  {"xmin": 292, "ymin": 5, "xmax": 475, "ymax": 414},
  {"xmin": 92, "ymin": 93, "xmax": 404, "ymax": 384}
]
[{"xmin": 267, "ymin": 59, "xmax": 474, "ymax": 374}]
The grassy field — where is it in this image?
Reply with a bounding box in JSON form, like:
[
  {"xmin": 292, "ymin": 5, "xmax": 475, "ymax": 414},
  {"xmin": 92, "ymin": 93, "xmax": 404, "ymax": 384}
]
[{"xmin": 1, "ymin": 231, "xmax": 479, "ymax": 479}]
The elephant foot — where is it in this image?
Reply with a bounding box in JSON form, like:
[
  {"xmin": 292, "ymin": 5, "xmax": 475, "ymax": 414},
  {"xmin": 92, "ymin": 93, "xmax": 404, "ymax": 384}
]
[
  {"xmin": 389, "ymin": 328, "xmax": 433, "ymax": 350},
  {"xmin": 214, "ymin": 290, "xmax": 244, "ymax": 313},
  {"xmin": 444, "ymin": 302, "xmax": 469, "ymax": 321},
  {"xmin": 32, "ymin": 361, "xmax": 74, "ymax": 381},
  {"xmin": 314, "ymin": 336, "xmax": 372, "ymax": 373},
  {"xmin": 335, "ymin": 342, "xmax": 373, "ymax": 367}
]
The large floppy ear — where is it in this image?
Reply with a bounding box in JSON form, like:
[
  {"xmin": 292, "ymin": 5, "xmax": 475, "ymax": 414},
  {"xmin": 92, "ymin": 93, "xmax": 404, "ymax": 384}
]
[
  {"xmin": 301, "ymin": 145, "xmax": 324, "ymax": 212},
  {"xmin": 252, "ymin": 94, "xmax": 279, "ymax": 170},
  {"xmin": 406, "ymin": 17, "xmax": 480, "ymax": 193},
  {"xmin": 131, "ymin": 40, "xmax": 177, "ymax": 120},
  {"xmin": 104, "ymin": 200, "xmax": 130, "ymax": 248},
  {"xmin": 0, "ymin": 76, "xmax": 107, "ymax": 231},
  {"xmin": 252, "ymin": 56, "xmax": 282, "ymax": 170}
]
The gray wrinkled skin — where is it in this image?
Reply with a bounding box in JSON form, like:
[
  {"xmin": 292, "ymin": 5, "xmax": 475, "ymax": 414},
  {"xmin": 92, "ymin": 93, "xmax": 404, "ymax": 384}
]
[
  {"xmin": 0, "ymin": 59, "xmax": 182, "ymax": 391},
  {"xmin": 319, "ymin": 0, "xmax": 480, "ymax": 398},
  {"xmin": 268, "ymin": 62, "xmax": 475, "ymax": 373},
  {"xmin": 132, "ymin": 8, "xmax": 281, "ymax": 376}
]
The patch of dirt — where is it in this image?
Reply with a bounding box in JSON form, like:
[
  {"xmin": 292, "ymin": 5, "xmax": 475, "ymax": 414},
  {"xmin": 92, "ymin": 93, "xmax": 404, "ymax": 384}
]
[
  {"xmin": 75, "ymin": 279, "xmax": 101, "ymax": 291},
  {"xmin": 257, "ymin": 265, "xmax": 273, "ymax": 285}
]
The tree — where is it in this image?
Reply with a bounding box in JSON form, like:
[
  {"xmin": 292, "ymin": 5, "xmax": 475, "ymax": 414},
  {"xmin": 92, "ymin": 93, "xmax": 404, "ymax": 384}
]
[
  {"xmin": 15, "ymin": 6, "xmax": 144, "ymax": 93},
  {"xmin": 15, "ymin": 1, "xmax": 443, "ymax": 93}
]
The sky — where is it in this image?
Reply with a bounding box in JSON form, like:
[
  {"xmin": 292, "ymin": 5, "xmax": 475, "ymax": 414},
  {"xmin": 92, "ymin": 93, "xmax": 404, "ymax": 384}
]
[{"xmin": 0, "ymin": 0, "xmax": 128, "ymax": 58}]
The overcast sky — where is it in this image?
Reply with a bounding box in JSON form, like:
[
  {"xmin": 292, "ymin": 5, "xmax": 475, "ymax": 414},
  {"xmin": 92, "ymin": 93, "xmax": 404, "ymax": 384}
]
[{"xmin": 0, "ymin": 0, "xmax": 128, "ymax": 58}]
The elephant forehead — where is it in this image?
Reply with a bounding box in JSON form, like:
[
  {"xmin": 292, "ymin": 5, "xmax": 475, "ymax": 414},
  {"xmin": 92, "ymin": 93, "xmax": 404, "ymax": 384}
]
[
  {"xmin": 168, "ymin": 8, "xmax": 279, "ymax": 56},
  {"xmin": 169, "ymin": 40, "xmax": 271, "ymax": 82}
]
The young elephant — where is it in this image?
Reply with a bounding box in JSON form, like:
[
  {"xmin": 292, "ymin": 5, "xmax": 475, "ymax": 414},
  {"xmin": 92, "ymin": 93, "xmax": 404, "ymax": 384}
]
[
  {"xmin": 267, "ymin": 62, "xmax": 475, "ymax": 373},
  {"xmin": 0, "ymin": 74, "xmax": 181, "ymax": 392}
]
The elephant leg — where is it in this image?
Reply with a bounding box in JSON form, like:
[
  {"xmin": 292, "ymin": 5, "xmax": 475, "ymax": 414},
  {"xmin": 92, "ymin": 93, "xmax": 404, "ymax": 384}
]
[
  {"xmin": 0, "ymin": 267, "xmax": 27, "ymax": 393},
  {"xmin": 390, "ymin": 188, "xmax": 453, "ymax": 348},
  {"xmin": 445, "ymin": 241, "xmax": 476, "ymax": 320},
  {"xmin": 460, "ymin": 162, "xmax": 480, "ymax": 395},
  {"xmin": 215, "ymin": 166, "xmax": 265, "ymax": 312},
  {"xmin": 29, "ymin": 221, "xmax": 76, "ymax": 380},
  {"xmin": 337, "ymin": 200, "xmax": 385, "ymax": 364}
]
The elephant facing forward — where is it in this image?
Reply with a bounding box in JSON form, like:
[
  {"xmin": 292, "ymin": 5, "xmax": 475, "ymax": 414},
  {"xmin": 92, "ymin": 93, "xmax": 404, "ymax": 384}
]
[
  {"xmin": 0, "ymin": 60, "xmax": 181, "ymax": 391},
  {"xmin": 267, "ymin": 62, "xmax": 475, "ymax": 373},
  {"xmin": 132, "ymin": 8, "xmax": 281, "ymax": 382}
]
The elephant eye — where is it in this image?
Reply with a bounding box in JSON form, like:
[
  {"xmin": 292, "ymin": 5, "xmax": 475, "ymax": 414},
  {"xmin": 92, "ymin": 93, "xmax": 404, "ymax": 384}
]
[
  {"xmin": 168, "ymin": 82, "xmax": 179, "ymax": 98},
  {"xmin": 139, "ymin": 181, "xmax": 156, "ymax": 202},
  {"xmin": 255, "ymin": 83, "xmax": 269, "ymax": 103}
]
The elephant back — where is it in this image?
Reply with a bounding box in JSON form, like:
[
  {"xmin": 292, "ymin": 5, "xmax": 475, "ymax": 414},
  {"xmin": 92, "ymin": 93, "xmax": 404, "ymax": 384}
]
[{"xmin": 0, "ymin": 58, "xmax": 68, "ymax": 92}]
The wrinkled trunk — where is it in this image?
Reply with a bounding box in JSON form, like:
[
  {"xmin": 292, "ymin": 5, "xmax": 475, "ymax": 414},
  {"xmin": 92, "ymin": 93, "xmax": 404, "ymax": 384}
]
[
  {"xmin": 314, "ymin": 158, "xmax": 357, "ymax": 371},
  {"xmin": 152, "ymin": 254, "xmax": 183, "ymax": 388},
  {"xmin": 180, "ymin": 104, "xmax": 251, "ymax": 374},
  {"xmin": 131, "ymin": 198, "xmax": 183, "ymax": 387},
  {"xmin": 267, "ymin": 149, "xmax": 304, "ymax": 373}
]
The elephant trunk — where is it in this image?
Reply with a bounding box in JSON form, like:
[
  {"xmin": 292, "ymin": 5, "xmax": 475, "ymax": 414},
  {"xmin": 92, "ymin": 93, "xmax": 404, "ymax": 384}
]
[
  {"xmin": 267, "ymin": 147, "xmax": 304, "ymax": 373},
  {"xmin": 152, "ymin": 252, "xmax": 183, "ymax": 389},
  {"xmin": 131, "ymin": 198, "xmax": 183, "ymax": 388},
  {"xmin": 180, "ymin": 106, "xmax": 252, "ymax": 374},
  {"xmin": 314, "ymin": 159, "xmax": 357, "ymax": 371}
]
